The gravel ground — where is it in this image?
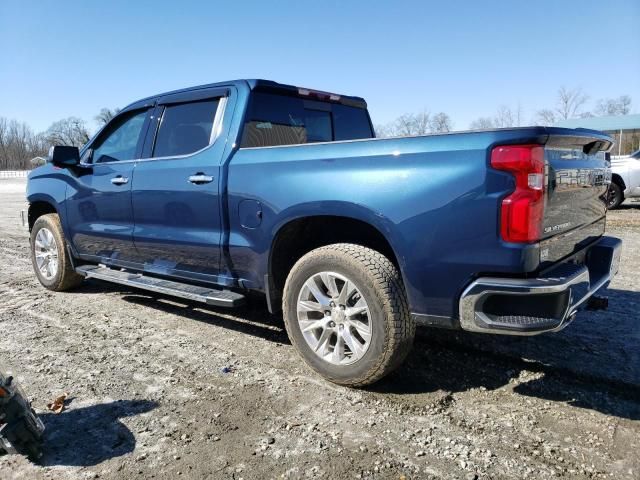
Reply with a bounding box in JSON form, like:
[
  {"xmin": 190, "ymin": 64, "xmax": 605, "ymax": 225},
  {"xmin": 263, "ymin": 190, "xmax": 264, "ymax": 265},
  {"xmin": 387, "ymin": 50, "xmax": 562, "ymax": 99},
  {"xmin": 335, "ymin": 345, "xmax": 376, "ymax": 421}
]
[{"xmin": 0, "ymin": 178, "xmax": 638, "ymax": 480}]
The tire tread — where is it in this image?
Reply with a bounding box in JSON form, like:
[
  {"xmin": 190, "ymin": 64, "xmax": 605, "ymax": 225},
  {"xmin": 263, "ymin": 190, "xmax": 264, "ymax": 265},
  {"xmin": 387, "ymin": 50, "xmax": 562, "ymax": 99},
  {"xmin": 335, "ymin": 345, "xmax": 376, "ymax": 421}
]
[
  {"xmin": 31, "ymin": 213, "xmax": 83, "ymax": 291},
  {"xmin": 283, "ymin": 243, "xmax": 415, "ymax": 387}
]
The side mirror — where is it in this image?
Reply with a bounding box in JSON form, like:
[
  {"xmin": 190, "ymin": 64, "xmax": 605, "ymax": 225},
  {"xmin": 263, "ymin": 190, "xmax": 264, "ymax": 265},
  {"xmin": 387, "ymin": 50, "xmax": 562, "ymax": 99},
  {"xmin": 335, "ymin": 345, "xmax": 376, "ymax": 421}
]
[{"xmin": 47, "ymin": 145, "xmax": 80, "ymax": 167}]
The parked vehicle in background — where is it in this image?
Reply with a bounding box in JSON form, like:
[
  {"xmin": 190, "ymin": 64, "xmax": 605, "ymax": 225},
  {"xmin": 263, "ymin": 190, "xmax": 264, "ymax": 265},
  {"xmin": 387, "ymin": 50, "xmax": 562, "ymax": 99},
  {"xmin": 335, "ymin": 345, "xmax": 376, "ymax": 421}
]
[
  {"xmin": 608, "ymin": 149, "xmax": 640, "ymax": 208},
  {"xmin": 25, "ymin": 79, "xmax": 622, "ymax": 386}
]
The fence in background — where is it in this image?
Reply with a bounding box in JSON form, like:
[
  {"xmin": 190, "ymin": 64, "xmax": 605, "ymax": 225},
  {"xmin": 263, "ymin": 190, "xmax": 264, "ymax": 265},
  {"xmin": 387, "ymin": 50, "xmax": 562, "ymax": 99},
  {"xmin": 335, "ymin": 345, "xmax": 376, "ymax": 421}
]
[{"xmin": 0, "ymin": 171, "xmax": 29, "ymax": 179}]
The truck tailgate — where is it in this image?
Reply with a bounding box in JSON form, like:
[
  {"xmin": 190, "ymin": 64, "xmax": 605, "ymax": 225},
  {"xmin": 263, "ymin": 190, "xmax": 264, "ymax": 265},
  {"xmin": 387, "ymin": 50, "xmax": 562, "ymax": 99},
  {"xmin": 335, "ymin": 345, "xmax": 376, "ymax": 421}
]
[{"xmin": 540, "ymin": 130, "xmax": 613, "ymax": 266}]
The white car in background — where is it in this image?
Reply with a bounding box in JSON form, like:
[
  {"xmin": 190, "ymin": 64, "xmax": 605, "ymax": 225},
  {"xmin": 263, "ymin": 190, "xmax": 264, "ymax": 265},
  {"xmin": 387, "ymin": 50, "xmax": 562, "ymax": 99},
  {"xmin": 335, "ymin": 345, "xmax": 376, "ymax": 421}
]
[{"xmin": 609, "ymin": 149, "xmax": 640, "ymax": 209}]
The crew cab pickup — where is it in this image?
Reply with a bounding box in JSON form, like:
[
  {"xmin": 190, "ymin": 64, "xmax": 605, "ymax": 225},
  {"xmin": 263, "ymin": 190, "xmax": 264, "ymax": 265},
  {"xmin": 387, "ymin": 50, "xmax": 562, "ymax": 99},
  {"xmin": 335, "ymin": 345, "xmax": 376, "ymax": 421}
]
[{"xmin": 27, "ymin": 79, "xmax": 622, "ymax": 386}]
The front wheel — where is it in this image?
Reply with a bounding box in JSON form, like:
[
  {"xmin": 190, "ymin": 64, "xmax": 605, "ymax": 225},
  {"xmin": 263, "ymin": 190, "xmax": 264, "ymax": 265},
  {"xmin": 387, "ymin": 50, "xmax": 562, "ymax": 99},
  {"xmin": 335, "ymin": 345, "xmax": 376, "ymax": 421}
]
[
  {"xmin": 30, "ymin": 213, "xmax": 84, "ymax": 291},
  {"xmin": 283, "ymin": 244, "xmax": 415, "ymax": 387}
]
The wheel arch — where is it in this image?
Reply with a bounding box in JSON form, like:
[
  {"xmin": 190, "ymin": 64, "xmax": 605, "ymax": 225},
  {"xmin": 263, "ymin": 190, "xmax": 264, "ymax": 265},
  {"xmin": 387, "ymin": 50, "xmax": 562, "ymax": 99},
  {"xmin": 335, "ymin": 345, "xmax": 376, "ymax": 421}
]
[
  {"xmin": 27, "ymin": 199, "xmax": 59, "ymax": 232},
  {"xmin": 611, "ymin": 173, "xmax": 626, "ymax": 191},
  {"xmin": 267, "ymin": 213, "xmax": 403, "ymax": 312}
]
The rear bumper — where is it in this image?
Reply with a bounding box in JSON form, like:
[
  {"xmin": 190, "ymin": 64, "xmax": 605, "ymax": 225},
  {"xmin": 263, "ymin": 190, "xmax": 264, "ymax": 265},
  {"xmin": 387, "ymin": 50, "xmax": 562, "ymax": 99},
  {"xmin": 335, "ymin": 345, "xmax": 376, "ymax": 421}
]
[{"xmin": 459, "ymin": 236, "xmax": 622, "ymax": 335}]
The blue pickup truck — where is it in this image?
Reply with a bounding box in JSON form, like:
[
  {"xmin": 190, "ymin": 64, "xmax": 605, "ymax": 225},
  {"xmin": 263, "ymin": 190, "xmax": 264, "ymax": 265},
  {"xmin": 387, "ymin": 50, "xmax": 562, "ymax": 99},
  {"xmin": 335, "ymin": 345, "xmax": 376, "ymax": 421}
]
[{"xmin": 27, "ymin": 79, "xmax": 622, "ymax": 386}]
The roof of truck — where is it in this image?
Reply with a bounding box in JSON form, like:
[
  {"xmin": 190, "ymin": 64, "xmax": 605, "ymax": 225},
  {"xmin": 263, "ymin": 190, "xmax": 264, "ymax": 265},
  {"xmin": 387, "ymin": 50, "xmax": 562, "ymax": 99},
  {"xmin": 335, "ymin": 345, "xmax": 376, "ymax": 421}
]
[{"xmin": 124, "ymin": 79, "xmax": 367, "ymax": 111}]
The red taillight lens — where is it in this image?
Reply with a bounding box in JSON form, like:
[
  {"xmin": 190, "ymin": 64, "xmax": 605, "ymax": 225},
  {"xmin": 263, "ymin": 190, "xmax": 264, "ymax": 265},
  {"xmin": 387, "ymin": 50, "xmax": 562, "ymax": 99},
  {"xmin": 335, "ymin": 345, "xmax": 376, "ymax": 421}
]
[{"xmin": 491, "ymin": 145, "xmax": 545, "ymax": 243}]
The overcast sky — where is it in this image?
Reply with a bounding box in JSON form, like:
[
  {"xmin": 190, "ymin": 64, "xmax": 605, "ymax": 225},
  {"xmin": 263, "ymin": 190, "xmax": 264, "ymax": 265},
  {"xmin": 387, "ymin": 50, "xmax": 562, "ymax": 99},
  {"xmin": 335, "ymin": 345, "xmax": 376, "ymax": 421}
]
[{"xmin": 1, "ymin": 0, "xmax": 639, "ymax": 133}]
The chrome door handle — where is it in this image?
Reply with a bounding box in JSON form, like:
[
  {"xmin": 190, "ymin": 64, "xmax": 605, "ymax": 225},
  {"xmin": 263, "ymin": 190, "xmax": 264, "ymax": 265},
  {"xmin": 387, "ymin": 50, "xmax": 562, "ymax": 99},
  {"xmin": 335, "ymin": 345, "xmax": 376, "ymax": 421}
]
[
  {"xmin": 188, "ymin": 174, "xmax": 214, "ymax": 184},
  {"xmin": 111, "ymin": 176, "xmax": 129, "ymax": 185}
]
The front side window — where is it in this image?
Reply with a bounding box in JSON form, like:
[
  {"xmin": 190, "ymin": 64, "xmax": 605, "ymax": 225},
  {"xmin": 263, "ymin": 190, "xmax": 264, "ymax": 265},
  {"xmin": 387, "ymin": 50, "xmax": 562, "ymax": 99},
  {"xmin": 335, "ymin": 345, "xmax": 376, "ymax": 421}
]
[
  {"xmin": 153, "ymin": 99, "xmax": 220, "ymax": 158},
  {"xmin": 92, "ymin": 109, "xmax": 148, "ymax": 163}
]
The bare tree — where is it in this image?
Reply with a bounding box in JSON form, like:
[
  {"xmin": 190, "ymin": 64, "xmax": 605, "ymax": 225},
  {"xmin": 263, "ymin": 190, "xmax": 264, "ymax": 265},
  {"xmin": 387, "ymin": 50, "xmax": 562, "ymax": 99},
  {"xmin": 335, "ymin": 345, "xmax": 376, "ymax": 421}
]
[
  {"xmin": 394, "ymin": 111, "xmax": 431, "ymax": 136},
  {"xmin": 535, "ymin": 108, "xmax": 558, "ymax": 126},
  {"xmin": 556, "ymin": 87, "xmax": 589, "ymax": 119},
  {"xmin": 377, "ymin": 109, "xmax": 453, "ymax": 138},
  {"xmin": 469, "ymin": 117, "xmax": 495, "ymax": 130},
  {"xmin": 494, "ymin": 105, "xmax": 525, "ymax": 128},
  {"xmin": 0, "ymin": 117, "xmax": 47, "ymax": 170},
  {"xmin": 45, "ymin": 117, "xmax": 90, "ymax": 148},
  {"xmin": 594, "ymin": 95, "xmax": 632, "ymax": 116},
  {"xmin": 380, "ymin": 110, "xmax": 432, "ymax": 137},
  {"xmin": 536, "ymin": 87, "xmax": 589, "ymax": 125},
  {"xmin": 374, "ymin": 124, "xmax": 393, "ymax": 138},
  {"xmin": 95, "ymin": 107, "xmax": 120, "ymax": 127},
  {"xmin": 469, "ymin": 104, "xmax": 524, "ymax": 130},
  {"xmin": 429, "ymin": 112, "xmax": 453, "ymax": 133}
]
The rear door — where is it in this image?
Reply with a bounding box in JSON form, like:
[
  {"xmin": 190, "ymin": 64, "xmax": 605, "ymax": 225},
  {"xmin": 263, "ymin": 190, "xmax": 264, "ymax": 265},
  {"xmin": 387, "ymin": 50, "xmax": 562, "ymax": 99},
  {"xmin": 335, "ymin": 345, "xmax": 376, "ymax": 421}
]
[
  {"xmin": 540, "ymin": 130, "xmax": 613, "ymax": 266},
  {"xmin": 66, "ymin": 108, "xmax": 152, "ymax": 264},
  {"xmin": 131, "ymin": 87, "xmax": 229, "ymax": 283}
]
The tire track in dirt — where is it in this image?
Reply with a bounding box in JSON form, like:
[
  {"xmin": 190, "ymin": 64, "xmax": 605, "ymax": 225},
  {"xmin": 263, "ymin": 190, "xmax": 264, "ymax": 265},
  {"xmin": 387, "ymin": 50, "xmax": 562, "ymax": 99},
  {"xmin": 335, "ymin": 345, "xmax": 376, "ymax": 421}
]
[
  {"xmin": 1, "ymin": 268, "xmax": 635, "ymax": 479},
  {"xmin": 1, "ymin": 179, "xmax": 638, "ymax": 479}
]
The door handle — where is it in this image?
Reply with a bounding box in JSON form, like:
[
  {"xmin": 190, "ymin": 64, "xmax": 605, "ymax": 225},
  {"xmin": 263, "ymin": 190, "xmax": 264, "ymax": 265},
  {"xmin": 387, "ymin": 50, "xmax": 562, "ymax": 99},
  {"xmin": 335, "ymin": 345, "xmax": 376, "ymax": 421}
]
[
  {"xmin": 188, "ymin": 173, "xmax": 214, "ymax": 184},
  {"xmin": 111, "ymin": 176, "xmax": 129, "ymax": 185}
]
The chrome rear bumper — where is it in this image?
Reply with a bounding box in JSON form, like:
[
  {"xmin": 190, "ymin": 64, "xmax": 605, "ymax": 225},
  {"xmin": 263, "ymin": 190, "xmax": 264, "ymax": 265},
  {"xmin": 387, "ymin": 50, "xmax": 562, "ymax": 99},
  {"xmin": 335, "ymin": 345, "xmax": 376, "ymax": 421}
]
[{"xmin": 459, "ymin": 236, "xmax": 622, "ymax": 335}]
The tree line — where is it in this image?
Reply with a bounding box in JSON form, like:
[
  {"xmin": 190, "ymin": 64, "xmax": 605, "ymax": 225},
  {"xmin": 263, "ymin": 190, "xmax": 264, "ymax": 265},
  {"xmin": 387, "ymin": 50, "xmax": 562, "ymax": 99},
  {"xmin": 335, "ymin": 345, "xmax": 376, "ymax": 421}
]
[
  {"xmin": 0, "ymin": 108, "xmax": 118, "ymax": 170},
  {"xmin": 1, "ymin": 89, "xmax": 636, "ymax": 170},
  {"xmin": 376, "ymin": 88, "xmax": 634, "ymax": 143}
]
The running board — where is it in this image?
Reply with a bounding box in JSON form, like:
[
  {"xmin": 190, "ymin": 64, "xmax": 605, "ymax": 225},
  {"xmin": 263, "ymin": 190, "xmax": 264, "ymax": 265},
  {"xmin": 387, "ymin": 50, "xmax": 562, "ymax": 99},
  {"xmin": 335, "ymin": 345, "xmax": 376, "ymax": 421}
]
[{"xmin": 76, "ymin": 265, "xmax": 245, "ymax": 308}]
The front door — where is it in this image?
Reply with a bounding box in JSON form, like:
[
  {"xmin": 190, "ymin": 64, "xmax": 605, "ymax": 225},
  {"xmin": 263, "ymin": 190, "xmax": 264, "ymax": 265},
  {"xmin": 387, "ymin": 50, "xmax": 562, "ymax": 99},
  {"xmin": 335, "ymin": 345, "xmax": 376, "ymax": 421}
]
[
  {"xmin": 131, "ymin": 88, "xmax": 229, "ymax": 282},
  {"xmin": 66, "ymin": 108, "xmax": 151, "ymax": 265}
]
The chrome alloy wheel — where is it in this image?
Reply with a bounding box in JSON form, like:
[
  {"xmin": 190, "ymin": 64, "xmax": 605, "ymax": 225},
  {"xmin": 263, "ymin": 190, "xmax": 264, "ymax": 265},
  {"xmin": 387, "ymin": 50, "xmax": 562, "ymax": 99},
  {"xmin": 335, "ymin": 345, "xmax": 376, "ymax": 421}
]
[
  {"xmin": 34, "ymin": 227, "xmax": 58, "ymax": 280},
  {"xmin": 296, "ymin": 271, "xmax": 372, "ymax": 365}
]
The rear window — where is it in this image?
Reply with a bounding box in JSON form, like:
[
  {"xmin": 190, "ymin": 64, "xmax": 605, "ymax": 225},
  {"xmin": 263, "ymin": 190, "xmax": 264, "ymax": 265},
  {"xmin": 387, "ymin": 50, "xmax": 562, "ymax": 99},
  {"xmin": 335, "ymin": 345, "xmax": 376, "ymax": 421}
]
[
  {"xmin": 240, "ymin": 92, "xmax": 372, "ymax": 148},
  {"xmin": 153, "ymin": 99, "xmax": 219, "ymax": 157}
]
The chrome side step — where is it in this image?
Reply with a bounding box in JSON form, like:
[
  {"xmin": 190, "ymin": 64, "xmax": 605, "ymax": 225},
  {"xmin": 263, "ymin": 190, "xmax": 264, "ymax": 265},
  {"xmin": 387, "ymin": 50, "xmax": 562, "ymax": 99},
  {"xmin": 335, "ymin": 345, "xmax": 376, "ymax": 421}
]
[{"xmin": 76, "ymin": 265, "xmax": 245, "ymax": 308}]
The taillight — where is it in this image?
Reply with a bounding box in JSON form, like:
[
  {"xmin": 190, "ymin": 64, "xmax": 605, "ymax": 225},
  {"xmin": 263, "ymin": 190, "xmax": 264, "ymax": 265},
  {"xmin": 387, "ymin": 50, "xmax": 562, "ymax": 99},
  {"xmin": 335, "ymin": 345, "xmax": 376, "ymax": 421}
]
[{"xmin": 491, "ymin": 144, "xmax": 545, "ymax": 243}]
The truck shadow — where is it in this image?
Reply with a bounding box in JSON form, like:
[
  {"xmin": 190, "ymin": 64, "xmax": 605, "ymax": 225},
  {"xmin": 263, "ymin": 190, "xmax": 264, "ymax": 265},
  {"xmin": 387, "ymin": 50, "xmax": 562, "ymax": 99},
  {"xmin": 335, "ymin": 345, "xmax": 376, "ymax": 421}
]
[
  {"xmin": 75, "ymin": 279, "xmax": 290, "ymax": 345},
  {"xmin": 120, "ymin": 292, "xmax": 291, "ymax": 345},
  {"xmin": 76, "ymin": 281, "xmax": 639, "ymax": 421},
  {"xmin": 371, "ymin": 286, "xmax": 640, "ymax": 421},
  {"xmin": 39, "ymin": 399, "xmax": 157, "ymax": 467}
]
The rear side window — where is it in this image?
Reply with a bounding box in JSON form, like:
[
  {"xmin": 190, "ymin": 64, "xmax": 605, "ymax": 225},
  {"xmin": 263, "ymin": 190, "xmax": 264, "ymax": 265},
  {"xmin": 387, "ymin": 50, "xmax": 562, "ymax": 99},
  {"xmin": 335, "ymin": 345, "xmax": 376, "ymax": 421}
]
[
  {"xmin": 240, "ymin": 92, "xmax": 372, "ymax": 148},
  {"xmin": 153, "ymin": 99, "xmax": 219, "ymax": 157},
  {"xmin": 304, "ymin": 109, "xmax": 333, "ymax": 142},
  {"xmin": 333, "ymin": 104, "xmax": 374, "ymax": 141}
]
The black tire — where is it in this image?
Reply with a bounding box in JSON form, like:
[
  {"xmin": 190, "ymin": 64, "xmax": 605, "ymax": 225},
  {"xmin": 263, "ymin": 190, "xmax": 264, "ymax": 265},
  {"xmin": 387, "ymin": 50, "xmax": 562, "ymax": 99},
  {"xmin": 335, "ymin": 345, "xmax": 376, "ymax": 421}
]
[
  {"xmin": 30, "ymin": 213, "xmax": 83, "ymax": 291},
  {"xmin": 607, "ymin": 182, "xmax": 624, "ymax": 209},
  {"xmin": 6, "ymin": 414, "xmax": 44, "ymax": 461},
  {"xmin": 283, "ymin": 243, "xmax": 415, "ymax": 387}
]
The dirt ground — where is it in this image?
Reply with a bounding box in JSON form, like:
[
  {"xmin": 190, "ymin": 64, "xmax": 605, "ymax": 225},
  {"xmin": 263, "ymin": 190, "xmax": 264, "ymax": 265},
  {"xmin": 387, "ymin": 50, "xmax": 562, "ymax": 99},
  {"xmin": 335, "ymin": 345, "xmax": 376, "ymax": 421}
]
[{"xmin": 0, "ymin": 177, "xmax": 638, "ymax": 480}]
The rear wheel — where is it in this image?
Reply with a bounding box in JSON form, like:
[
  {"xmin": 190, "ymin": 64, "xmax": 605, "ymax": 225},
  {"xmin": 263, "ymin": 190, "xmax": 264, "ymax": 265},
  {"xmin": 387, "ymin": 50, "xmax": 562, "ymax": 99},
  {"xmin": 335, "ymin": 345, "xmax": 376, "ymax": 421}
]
[
  {"xmin": 607, "ymin": 182, "xmax": 624, "ymax": 209},
  {"xmin": 283, "ymin": 243, "xmax": 415, "ymax": 387},
  {"xmin": 30, "ymin": 214, "xmax": 83, "ymax": 291}
]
